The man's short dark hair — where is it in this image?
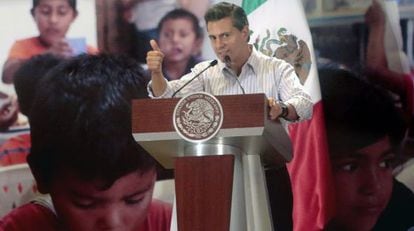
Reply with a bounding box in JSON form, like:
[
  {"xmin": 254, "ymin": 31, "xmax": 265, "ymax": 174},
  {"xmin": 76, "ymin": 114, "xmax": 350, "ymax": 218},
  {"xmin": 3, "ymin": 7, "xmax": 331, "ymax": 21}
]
[
  {"xmin": 319, "ymin": 68, "xmax": 407, "ymax": 156},
  {"xmin": 14, "ymin": 54, "xmax": 62, "ymax": 116},
  {"xmin": 204, "ymin": 2, "xmax": 249, "ymax": 32},
  {"xmin": 157, "ymin": 8, "xmax": 203, "ymax": 39},
  {"xmin": 28, "ymin": 54, "xmax": 154, "ymax": 190}
]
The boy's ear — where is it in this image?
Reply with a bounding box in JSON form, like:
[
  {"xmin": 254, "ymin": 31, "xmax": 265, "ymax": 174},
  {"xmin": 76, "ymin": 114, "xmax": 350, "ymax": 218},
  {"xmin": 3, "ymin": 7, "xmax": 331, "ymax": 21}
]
[
  {"xmin": 192, "ymin": 37, "xmax": 204, "ymax": 56},
  {"xmin": 28, "ymin": 163, "xmax": 50, "ymax": 194}
]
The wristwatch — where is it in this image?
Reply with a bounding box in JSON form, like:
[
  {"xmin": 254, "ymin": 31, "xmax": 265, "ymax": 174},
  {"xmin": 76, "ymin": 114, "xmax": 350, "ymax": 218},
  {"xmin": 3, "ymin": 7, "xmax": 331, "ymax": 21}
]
[{"xmin": 278, "ymin": 102, "xmax": 289, "ymax": 119}]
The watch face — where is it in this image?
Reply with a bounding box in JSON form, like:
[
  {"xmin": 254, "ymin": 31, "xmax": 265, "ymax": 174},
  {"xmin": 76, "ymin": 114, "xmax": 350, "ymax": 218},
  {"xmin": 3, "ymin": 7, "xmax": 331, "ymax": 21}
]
[{"xmin": 280, "ymin": 102, "xmax": 288, "ymax": 118}]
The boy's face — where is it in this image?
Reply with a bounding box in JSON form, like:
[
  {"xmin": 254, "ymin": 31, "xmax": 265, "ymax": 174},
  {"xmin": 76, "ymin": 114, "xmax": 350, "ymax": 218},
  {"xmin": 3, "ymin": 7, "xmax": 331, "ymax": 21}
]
[
  {"xmin": 207, "ymin": 17, "xmax": 249, "ymax": 65},
  {"xmin": 49, "ymin": 168, "xmax": 156, "ymax": 231},
  {"xmin": 159, "ymin": 18, "xmax": 201, "ymax": 64},
  {"xmin": 330, "ymin": 136, "xmax": 394, "ymax": 231},
  {"xmin": 32, "ymin": 0, "xmax": 77, "ymax": 46}
]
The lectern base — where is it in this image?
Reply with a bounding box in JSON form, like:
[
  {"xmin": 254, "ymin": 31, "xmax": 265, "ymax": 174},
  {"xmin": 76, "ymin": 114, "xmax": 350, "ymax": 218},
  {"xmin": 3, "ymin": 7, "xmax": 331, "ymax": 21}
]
[{"xmin": 170, "ymin": 145, "xmax": 274, "ymax": 231}]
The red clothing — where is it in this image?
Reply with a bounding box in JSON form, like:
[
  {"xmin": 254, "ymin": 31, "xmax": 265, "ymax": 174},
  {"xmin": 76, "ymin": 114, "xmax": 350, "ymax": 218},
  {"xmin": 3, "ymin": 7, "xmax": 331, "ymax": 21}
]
[
  {"xmin": 8, "ymin": 37, "xmax": 98, "ymax": 59},
  {"xmin": 0, "ymin": 203, "xmax": 58, "ymax": 231},
  {"xmin": 403, "ymin": 71, "xmax": 414, "ymax": 117},
  {"xmin": 0, "ymin": 133, "xmax": 31, "ymax": 166},
  {"xmin": 0, "ymin": 199, "xmax": 172, "ymax": 231}
]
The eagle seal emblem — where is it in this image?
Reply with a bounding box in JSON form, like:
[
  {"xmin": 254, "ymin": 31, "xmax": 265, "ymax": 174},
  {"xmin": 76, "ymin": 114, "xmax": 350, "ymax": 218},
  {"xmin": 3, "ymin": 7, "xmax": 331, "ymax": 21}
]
[
  {"xmin": 173, "ymin": 92, "xmax": 223, "ymax": 143},
  {"xmin": 252, "ymin": 27, "xmax": 312, "ymax": 85}
]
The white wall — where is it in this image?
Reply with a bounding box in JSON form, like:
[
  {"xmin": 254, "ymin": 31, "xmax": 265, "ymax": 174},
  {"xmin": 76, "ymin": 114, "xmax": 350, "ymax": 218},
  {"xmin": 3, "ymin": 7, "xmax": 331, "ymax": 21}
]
[{"xmin": 0, "ymin": 0, "xmax": 97, "ymax": 94}]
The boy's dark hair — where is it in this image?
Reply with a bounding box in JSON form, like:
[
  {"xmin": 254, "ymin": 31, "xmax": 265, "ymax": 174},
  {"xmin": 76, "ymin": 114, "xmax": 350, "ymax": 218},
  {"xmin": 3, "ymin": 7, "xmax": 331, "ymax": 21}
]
[
  {"xmin": 13, "ymin": 54, "xmax": 62, "ymax": 116},
  {"xmin": 28, "ymin": 54, "xmax": 154, "ymax": 190},
  {"xmin": 319, "ymin": 68, "xmax": 407, "ymax": 156},
  {"xmin": 204, "ymin": 2, "xmax": 249, "ymax": 32},
  {"xmin": 157, "ymin": 8, "xmax": 203, "ymax": 39},
  {"xmin": 32, "ymin": 0, "xmax": 76, "ymax": 11}
]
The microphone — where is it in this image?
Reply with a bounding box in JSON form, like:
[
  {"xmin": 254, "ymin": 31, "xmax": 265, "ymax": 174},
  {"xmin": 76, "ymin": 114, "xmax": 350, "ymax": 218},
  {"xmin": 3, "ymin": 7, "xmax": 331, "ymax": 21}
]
[
  {"xmin": 171, "ymin": 59, "xmax": 218, "ymax": 98},
  {"xmin": 224, "ymin": 55, "xmax": 245, "ymax": 94},
  {"xmin": 224, "ymin": 55, "xmax": 231, "ymax": 65}
]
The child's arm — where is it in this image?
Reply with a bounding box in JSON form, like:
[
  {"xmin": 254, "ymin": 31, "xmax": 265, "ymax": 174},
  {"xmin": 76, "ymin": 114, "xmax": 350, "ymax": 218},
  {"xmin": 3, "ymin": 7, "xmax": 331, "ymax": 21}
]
[{"xmin": 2, "ymin": 58, "xmax": 25, "ymax": 84}]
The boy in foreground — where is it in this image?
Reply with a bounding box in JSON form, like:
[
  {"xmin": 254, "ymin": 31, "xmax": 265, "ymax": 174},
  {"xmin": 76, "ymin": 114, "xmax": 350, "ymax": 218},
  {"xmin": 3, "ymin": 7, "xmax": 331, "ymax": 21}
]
[{"xmin": 0, "ymin": 54, "xmax": 171, "ymax": 231}]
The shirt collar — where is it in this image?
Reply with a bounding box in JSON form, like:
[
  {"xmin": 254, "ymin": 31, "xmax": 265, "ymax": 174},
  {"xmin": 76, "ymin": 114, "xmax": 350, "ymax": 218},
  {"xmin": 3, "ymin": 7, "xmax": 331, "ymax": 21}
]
[
  {"xmin": 217, "ymin": 45, "xmax": 260, "ymax": 76},
  {"xmin": 245, "ymin": 45, "xmax": 261, "ymax": 76}
]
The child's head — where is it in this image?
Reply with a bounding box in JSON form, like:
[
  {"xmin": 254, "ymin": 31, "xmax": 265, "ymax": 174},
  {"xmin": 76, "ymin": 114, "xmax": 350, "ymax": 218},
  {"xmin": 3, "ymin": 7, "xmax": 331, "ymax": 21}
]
[
  {"xmin": 33, "ymin": 0, "xmax": 76, "ymax": 10},
  {"xmin": 320, "ymin": 68, "xmax": 406, "ymax": 231},
  {"xmin": 157, "ymin": 9, "xmax": 203, "ymax": 64},
  {"xmin": 13, "ymin": 54, "xmax": 62, "ymax": 116},
  {"xmin": 31, "ymin": 0, "xmax": 78, "ymax": 46},
  {"xmin": 28, "ymin": 54, "xmax": 156, "ymax": 230}
]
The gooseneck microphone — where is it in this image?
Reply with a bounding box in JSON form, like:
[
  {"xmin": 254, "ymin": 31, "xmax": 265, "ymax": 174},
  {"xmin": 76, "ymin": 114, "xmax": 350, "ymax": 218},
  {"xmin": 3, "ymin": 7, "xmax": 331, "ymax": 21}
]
[
  {"xmin": 225, "ymin": 55, "xmax": 245, "ymax": 94},
  {"xmin": 171, "ymin": 59, "xmax": 218, "ymax": 98}
]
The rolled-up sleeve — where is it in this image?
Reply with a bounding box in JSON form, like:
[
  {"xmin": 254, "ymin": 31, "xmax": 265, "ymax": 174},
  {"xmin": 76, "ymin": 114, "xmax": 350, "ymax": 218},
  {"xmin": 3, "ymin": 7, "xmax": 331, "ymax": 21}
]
[{"xmin": 278, "ymin": 63, "xmax": 313, "ymax": 121}]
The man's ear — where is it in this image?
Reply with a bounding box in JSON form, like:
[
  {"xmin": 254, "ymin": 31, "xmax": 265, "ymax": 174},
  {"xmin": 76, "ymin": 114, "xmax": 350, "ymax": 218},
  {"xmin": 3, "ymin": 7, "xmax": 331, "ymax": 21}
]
[
  {"xmin": 242, "ymin": 25, "xmax": 249, "ymax": 42},
  {"xmin": 28, "ymin": 163, "xmax": 50, "ymax": 194}
]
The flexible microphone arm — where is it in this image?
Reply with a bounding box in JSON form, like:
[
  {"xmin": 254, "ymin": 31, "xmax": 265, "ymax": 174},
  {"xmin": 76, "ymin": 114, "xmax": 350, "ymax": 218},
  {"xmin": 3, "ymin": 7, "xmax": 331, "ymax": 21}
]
[
  {"xmin": 224, "ymin": 55, "xmax": 245, "ymax": 94},
  {"xmin": 171, "ymin": 60, "xmax": 218, "ymax": 98}
]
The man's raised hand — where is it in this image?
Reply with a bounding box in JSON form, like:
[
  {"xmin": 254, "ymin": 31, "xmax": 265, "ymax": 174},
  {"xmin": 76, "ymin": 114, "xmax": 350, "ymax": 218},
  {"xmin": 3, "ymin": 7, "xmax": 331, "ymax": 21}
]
[{"xmin": 146, "ymin": 39, "xmax": 164, "ymax": 74}]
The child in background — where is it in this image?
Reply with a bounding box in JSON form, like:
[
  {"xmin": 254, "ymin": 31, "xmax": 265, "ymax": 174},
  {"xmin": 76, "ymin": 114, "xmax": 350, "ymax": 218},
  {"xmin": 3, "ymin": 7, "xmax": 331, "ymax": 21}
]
[
  {"xmin": 2, "ymin": 0, "xmax": 97, "ymax": 84},
  {"xmin": 0, "ymin": 54, "xmax": 62, "ymax": 166},
  {"xmin": 0, "ymin": 54, "xmax": 172, "ymax": 231},
  {"xmin": 0, "ymin": 93, "xmax": 18, "ymax": 132},
  {"xmin": 157, "ymin": 8, "xmax": 204, "ymax": 80},
  {"xmin": 319, "ymin": 68, "xmax": 414, "ymax": 231}
]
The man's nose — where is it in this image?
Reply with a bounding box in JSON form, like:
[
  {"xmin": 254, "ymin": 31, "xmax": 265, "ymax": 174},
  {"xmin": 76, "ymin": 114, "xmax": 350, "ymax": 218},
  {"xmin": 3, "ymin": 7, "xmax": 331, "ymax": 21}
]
[{"xmin": 214, "ymin": 38, "xmax": 225, "ymax": 49}]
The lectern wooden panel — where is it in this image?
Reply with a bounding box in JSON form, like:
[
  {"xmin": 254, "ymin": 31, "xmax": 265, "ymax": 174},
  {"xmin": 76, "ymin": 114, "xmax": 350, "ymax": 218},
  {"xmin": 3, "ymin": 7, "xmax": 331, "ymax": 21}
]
[
  {"xmin": 175, "ymin": 155, "xmax": 234, "ymax": 231},
  {"xmin": 131, "ymin": 93, "xmax": 293, "ymax": 231},
  {"xmin": 132, "ymin": 94, "xmax": 292, "ymax": 169}
]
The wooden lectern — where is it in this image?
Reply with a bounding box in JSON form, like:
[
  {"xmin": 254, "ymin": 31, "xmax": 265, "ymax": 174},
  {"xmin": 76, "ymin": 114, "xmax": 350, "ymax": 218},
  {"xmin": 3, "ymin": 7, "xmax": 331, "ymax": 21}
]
[{"xmin": 132, "ymin": 93, "xmax": 292, "ymax": 231}]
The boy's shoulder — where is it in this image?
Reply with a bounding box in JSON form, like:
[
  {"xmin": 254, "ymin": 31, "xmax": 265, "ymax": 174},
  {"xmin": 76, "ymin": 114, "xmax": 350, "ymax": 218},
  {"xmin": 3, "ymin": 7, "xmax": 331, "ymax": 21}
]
[
  {"xmin": 12, "ymin": 37, "xmax": 40, "ymax": 48},
  {"xmin": 373, "ymin": 179, "xmax": 414, "ymax": 230},
  {"xmin": 0, "ymin": 203, "xmax": 58, "ymax": 231},
  {"xmin": 140, "ymin": 199, "xmax": 172, "ymax": 231}
]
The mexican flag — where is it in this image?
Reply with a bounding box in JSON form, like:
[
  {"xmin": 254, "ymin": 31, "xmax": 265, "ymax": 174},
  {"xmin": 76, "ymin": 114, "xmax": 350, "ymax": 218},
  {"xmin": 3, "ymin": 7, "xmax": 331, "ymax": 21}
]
[
  {"xmin": 379, "ymin": 0, "xmax": 411, "ymax": 74},
  {"xmin": 241, "ymin": 0, "xmax": 335, "ymax": 230}
]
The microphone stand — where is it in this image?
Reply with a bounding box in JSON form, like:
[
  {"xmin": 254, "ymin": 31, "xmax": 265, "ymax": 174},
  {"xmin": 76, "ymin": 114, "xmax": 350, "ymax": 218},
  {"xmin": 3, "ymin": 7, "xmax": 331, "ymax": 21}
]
[{"xmin": 171, "ymin": 60, "xmax": 218, "ymax": 98}]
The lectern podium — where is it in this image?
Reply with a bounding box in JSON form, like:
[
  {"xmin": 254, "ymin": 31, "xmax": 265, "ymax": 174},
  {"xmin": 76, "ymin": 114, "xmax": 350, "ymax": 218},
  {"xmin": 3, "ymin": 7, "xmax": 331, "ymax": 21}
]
[{"xmin": 132, "ymin": 93, "xmax": 292, "ymax": 231}]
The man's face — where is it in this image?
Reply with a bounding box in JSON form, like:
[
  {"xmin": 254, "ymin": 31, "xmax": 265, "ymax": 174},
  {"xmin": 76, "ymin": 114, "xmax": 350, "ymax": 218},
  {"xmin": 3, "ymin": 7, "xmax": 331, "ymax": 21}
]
[
  {"xmin": 49, "ymin": 169, "xmax": 156, "ymax": 231},
  {"xmin": 32, "ymin": 0, "xmax": 77, "ymax": 46},
  {"xmin": 330, "ymin": 136, "xmax": 394, "ymax": 231},
  {"xmin": 207, "ymin": 17, "xmax": 249, "ymax": 64}
]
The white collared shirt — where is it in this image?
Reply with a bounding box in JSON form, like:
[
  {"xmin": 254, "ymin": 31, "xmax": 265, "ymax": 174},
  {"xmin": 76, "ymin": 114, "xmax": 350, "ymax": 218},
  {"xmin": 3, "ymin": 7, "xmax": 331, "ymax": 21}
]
[{"xmin": 148, "ymin": 47, "xmax": 313, "ymax": 121}]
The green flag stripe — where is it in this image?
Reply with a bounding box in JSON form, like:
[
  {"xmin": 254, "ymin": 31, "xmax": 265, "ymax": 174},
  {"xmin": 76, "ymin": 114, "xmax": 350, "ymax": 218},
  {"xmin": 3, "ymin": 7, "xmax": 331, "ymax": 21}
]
[{"xmin": 242, "ymin": 0, "xmax": 267, "ymax": 15}]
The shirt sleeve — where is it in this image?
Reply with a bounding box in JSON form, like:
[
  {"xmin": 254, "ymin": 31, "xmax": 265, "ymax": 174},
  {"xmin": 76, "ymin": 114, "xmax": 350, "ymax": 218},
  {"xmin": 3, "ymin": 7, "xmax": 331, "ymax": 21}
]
[
  {"xmin": 277, "ymin": 62, "xmax": 313, "ymax": 121},
  {"xmin": 8, "ymin": 41, "xmax": 28, "ymax": 59}
]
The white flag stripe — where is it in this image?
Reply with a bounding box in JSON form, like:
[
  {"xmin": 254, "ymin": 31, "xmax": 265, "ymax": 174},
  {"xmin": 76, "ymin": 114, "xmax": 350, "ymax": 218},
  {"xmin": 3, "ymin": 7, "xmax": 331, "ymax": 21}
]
[
  {"xmin": 380, "ymin": 0, "xmax": 411, "ymax": 74},
  {"xmin": 247, "ymin": 0, "xmax": 321, "ymax": 102}
]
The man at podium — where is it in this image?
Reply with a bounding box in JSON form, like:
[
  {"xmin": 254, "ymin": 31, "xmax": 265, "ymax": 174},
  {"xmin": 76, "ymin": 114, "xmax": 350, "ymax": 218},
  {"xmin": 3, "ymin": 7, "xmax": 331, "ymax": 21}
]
[
  {"xmin": 147, "ymin": 2, "xmax": 312, "ymax": 123},
  {"xmin": 146, "ymin": 1, "xmax": 313, "ymax": 230}
]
